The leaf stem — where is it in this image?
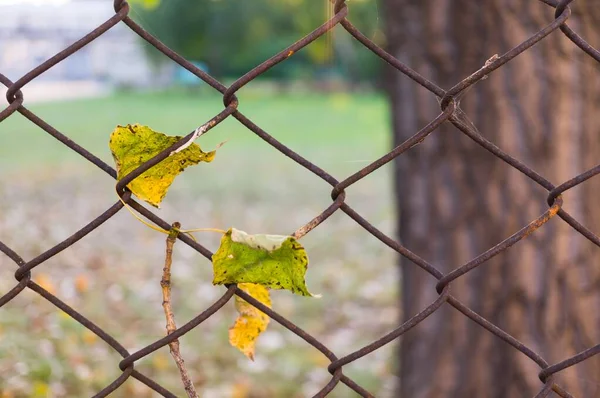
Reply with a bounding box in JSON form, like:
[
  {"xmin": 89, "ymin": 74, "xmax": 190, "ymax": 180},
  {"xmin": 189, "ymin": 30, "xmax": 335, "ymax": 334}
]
[
  {"xmin": 117, "ymin": 194, "xmax": 226, "ymax": 236},
  {"xmin": 118, "ymin": 194, "xmax": 169, "ymax": 234},
  {"xmin": 180, "ymin": 227, "xmax": 227, "ymax": 234}
]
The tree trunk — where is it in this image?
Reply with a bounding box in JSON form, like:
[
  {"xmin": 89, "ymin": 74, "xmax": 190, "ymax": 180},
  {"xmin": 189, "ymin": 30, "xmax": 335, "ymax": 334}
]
[{"xmin": 383, "ymin": 1, "xmax": 600, "ymax": 397}]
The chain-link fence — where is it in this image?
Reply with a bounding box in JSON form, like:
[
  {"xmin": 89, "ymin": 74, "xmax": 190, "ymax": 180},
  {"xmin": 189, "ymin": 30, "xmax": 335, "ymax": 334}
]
[{"xmin": 1, "ymin": 0, "xmax": 599, "ymax": 396}]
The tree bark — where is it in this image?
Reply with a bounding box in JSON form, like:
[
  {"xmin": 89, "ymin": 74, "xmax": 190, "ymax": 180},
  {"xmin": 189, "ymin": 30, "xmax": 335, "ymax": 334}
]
[{"xmin": 383, "ymin": 1, "xmax": 600, "ymax": 397}]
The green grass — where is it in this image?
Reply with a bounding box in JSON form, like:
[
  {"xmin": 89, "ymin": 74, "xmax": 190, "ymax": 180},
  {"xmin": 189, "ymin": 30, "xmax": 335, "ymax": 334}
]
[{"xmin": 1, "ymin": 89, "xmax": 391, "ymax": 176}]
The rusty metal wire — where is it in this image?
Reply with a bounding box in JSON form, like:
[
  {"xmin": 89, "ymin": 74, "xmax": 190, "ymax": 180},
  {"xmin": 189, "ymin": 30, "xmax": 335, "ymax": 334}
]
[{"xmin": 1, "ymin": 0, "xmax": 600, "ymax": 396}]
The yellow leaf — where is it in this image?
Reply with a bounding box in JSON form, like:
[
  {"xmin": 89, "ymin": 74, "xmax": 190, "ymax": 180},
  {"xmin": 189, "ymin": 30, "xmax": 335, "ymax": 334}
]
[
  {"xmin": 81, "ymin": 329, "xmax": 97, "ymax": 345},
  {"xmin": 34, "ymin": 273, "xmax": 56, "ymax": 295},
  {"xmin": 31, "ymin": 381, "xmax": 49, "ymax": 398},
  {"xmin": 152, "ymin": 352, "xmax": 171, "ymax": 371},
  {"xmin": 310, "ymin": 351, "xmax": 330, "ymax": 367},
  {"xmin": 74, "ymin": 274, "xmax": 89, "ymax": 294},
  {"xmin": 229, "ymin": 283, "xmax": 271, "ymax": 360},
  {"xmin": 109, "ymin": 124, "xmax": 215, "ymax": 207},
  {"xmin": 231, "ymin": 379, "xmax": 251, "ymax": 398},
  {"xmin": 58, "ymin": 310, "xmax": 71, "ymax": 320}
]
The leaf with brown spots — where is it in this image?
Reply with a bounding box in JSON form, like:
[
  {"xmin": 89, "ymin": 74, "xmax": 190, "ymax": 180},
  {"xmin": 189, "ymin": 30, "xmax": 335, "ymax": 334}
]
[
  {"xmin": 212, "ymin": 228, "xmax": 317, "ymax": 297},
  {"xmin": 109, "ymin": 124, "xmax": 215, "ymax": 207}
]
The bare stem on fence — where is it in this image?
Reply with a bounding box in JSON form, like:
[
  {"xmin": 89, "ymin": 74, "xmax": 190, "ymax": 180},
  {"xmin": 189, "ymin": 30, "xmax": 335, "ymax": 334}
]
[{"xmin": 161, "ymin": 222, "xmax": 199, "ymax": 398}]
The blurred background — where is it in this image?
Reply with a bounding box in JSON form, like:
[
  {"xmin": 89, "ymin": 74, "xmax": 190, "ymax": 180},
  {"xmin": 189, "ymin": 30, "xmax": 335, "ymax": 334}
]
[
  {"xmin": 0, "ymin": 0, "xmax": 398, "ymax": 397},
  {"xmin": 4, "ymin": 1, "xmax": 599, "ymax": 397}
]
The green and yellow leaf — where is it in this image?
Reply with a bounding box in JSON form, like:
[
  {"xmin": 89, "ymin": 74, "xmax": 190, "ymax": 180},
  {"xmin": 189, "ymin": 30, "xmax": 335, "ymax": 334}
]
[
  {"xmin": 229, "ymin": 283, "xmax": 271, "ymax": 360},
  {"xmin": 109, "ymin": 124, "xmax": 215, "ymax": 207},
  {"xmin": 212, "ymin": 228, "xmax": 317, "ymax": 297}
]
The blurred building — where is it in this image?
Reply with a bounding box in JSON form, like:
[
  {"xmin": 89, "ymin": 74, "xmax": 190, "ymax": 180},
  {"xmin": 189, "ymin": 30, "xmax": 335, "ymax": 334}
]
[{"xmin": 0, "ymin": 0, "xmax": 165, "ymax": 92}]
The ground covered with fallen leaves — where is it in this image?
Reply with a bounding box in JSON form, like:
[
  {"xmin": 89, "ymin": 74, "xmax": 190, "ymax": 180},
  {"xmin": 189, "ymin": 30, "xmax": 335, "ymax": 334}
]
[{"xmin": 0, "ymin": 91, "xmax": 400, "ymax": 397}]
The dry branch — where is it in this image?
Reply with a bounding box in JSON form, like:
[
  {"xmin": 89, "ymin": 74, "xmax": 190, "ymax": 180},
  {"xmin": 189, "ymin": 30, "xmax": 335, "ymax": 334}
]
[{"xmin": 161, "ymin": 222, "xmax": 199, "ymax": 398}]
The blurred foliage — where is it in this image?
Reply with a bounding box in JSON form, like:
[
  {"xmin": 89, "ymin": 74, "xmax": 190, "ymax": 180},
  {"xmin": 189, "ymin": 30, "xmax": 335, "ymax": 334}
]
[
  {"xmin": 129, "ymin": 0, "xmax": 161, "ymax": 10},
  {"xmin": 129, "ymin": 0, "xmax": 384, "ymax": 83}
]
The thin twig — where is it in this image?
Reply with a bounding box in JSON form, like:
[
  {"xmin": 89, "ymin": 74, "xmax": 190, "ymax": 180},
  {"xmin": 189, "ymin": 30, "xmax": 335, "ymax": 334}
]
[{"xmin": 161, "ymin": 222, "xmax": 199, "ymax": 398}]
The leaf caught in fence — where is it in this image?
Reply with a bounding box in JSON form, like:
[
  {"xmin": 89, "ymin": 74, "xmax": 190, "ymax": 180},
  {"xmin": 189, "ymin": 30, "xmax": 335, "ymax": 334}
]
[
  {"xmin": 109, "ymin": 124, "xmax": 215, "ymax": 207},
  {"xmin": 212, "ymin": 228, "xmax": 317, "ymax": 297},
  {"xmin": 229, "ymin": 283, "xmax": 271, "ymax": 360}
]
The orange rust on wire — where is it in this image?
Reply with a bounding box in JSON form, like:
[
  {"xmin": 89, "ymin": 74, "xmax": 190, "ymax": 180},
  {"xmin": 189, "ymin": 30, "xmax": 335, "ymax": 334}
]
[
  {"xmin": 0, "ymin": 0, "xmax": 599, "ymax": 396},
  {"xmin": 521, "ymin": 197, "xmax": 562, "ymax": 239}
]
